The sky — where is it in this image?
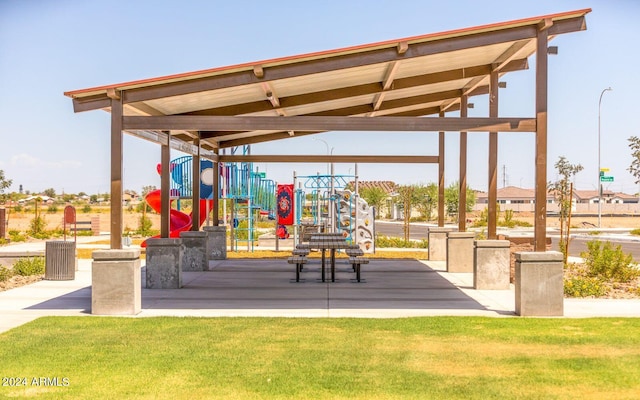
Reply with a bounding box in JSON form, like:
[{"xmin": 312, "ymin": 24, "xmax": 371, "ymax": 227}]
[{"xmin": 0, "ymin": 0, "xmax": 638, "ymax": 196}]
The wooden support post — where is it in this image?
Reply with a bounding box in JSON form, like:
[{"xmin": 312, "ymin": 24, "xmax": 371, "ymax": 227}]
[
  {"xmin": 488, "ymin": 69, "xmax": 499, "ymax": 239},
  {"xmin": 459, "ymin": 95, "xmax": 468, "ymax": 232},
  {"xmin": 160, "ymin": 132, "xmax": 171, "ymax": 238},
  {"xmin": 191, "ymin": 135, "xmax": 201, "ymax": 231},
  {"xmin": 438, "ymin": 111, "xmax": 445, "ymax": 227},
  {"xmin": 534, "ymin": 23, "xmax": 550, "ymax": 251},
  {"xmin": 110, "ymin": 95, "xmax": 123, "ymax": 249}
]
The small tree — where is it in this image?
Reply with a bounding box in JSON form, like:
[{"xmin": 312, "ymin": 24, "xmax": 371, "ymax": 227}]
[
  {"xmin": 43, "ymin": 188, "xmax": 56, "ymax": 198},
  {"xmin": 141, "ymin": 185, "xmax": 157, "ymax": 197},
  {"xmin": 360, "ymin": 186, "xmax": 387, "ymax": 218},
  {"xmin": 444, "ymin": 181, "xmax": 476, "ymax": 217},
  {"xmin": 627, "ymin": 136, "xmax": 640, "ymax": 200},
  {"xmin": 549, "ymin": 156, "xmax": 583, "ymax": 263},
  {"xmin": 0, "ymin": 170, "xmax": 12, "ymax": 203},
  {"xmin": 396, "ymin": 185, "xmax": 420, "ymax": 241},
  {"xmin": 414, "ymin": 183, "xmax": 438, "ymax": 222}
]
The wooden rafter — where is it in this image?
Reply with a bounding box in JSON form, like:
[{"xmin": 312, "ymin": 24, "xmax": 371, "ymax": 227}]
[{"xmin": 180, "ymin": 59, "xmax": 526, "ymax": 118}]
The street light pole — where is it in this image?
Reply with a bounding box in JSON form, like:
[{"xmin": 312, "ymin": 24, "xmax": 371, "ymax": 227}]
[
  {"xmin": 598, "ymin": 87, "xmax": 612, "ymax": 228},
  {"xmin": 312, "ymin": 138, "xmax": 330, "ymax": 175}
]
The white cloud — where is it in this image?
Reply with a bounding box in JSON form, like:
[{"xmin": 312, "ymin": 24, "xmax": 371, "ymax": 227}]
[{"xmin": 10, "ymin": 153, "xmax": 82, "ymax": 169}]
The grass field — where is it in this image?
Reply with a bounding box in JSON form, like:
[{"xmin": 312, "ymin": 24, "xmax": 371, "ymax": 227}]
[{"xmin": 1, "ymin": 317, "xmax": 639, "ymax": 399}]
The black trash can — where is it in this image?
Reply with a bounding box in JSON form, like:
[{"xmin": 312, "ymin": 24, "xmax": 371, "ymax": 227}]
[{"xmin": 45, "ymin": 241, "xmax": 76, "ymax": 280}]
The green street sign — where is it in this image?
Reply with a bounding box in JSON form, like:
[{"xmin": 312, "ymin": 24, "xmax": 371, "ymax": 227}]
[{"xmin": 600, "ymin": 176, "xmax": 614, "ymax": 182}]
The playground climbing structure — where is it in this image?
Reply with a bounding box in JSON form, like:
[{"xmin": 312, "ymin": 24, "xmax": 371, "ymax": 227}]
[
  {"xmin": 294, "ymin": 173, "xmax": 374, "ymax": 253},
  {"xmin": 143, "ymin": 145, "xmax": 276, "ymax": 251}
]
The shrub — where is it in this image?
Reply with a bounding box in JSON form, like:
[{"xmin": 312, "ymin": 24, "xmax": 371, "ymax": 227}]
[
  {"xmin": 234, "ymin": 220, "xmax": 258, "ymax": 241},
  {"xmin": 8, "ymin": 230, "xmax": 25, "ymax": 242},
  {"xmin": 12, "ymin": 257, "xmax": 45, "ymax": 276},
  {"xmin": 0, "ymin": 266, "xmax": 13, "ymax": 281},
  {"xmin": 375, "ymin": 235, "xmax": 428, "ymax": 249},
  {"xmin": 28, "ymin": 215, "xmax": 47, "ymax": 238},
  {"xmin": 630, "ymin": 228, "xmax": 640, "ymax": 236},
  {"xmin": 47, "ymin": 205, "xmax": 58, "ymax": 214},
  {"xmin": 564, "ymin": 276, "xmax": 606, "ymax": 297},
  {"xmin": 581, "ymin": 240, "xmax": 640, "ymax": 283},
  {"xmin": 82, "ymin": 205, "xmax": 92, "ymax": 213},
  {"xmin": 136, "ymin": 215, "xmax": 154, "ymax": 236}
]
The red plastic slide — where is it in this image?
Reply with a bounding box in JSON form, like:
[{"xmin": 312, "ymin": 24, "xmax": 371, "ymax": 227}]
[{"xmin": 141, "ymin": 190, "xmax": 214, "ymax": 247}]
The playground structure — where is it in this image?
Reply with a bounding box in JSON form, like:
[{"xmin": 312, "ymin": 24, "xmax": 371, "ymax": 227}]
[
  {"xmin": 294, "ymin": 168, "xmax": 375, "ymax": 253},
  {"xmin": 143, "ymin": 145, "xmax": 276, "ymax": 250}
]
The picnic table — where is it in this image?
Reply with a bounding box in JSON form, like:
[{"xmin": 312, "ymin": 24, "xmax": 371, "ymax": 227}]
[{"xmin": 308, "ymin": 233, "xmax": 352, "ymax": 282}]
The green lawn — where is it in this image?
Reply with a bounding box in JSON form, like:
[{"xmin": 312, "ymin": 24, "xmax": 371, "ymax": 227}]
[{"xmin": 1, "ymin": 317, "xmax": 640, "ymax": 399}]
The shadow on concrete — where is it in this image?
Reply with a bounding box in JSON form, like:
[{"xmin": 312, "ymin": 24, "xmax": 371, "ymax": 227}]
[
  {"xmin": 140, "ymin": 259, "xmax": 490, "ymax": 311},
  {"xmin": 26, "ymin": 287, "xmax": 91, "ymax": 313}
]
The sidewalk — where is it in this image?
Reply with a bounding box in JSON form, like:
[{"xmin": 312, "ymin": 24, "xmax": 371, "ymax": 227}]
[{"xmin": 2, "ymin": 255, "xmax": 640, "ymax": 335}]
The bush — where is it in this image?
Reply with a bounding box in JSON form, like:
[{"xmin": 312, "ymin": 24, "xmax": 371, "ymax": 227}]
[
  {"xmin": 136, "ymin": 215, "xmax": 154, "ymax": 236},
  {"xmin": 564, "ymin": 276, "xmax": 606, "ymax": 297},
  {"xmin": 82, "ymin": 205, "xmax": 92, "ymax": 213},
  {"xmin": 375, "ymin": 235, "xmax": 428, "ymax": 249},
  {"xmin": 8, "ymin": 230, "xmax": 25, "ymax": 242},
  {"xmin": 581, "ymin": 240, "xmax": 640, "ymax": 283},
  {"xmin": 0, "ymin": 266, "xmax": 13, "ymax": 281},
  {"xmin": 47, "ymin": 205, "xmax": 58, "ymax": 214},
  {"xmin": 12, "ymin": 257, "xmax": 45, "ymax": 276},
  {"xmin": 630, "ymin": 228, "xmax": 640, "ymax": 236},
  {"xmin": 29, "ymin": 215, "xmax": 48, "ymax": 238}
]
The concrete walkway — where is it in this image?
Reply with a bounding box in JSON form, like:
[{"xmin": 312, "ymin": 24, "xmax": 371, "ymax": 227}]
[{"xmin": 2, "ymin": 254, "xmax": 640, "ymax": 334}]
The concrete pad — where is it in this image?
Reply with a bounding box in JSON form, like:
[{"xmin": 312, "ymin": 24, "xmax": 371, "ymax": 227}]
[{"xmin": 2, "ymin": 254, "xmax": 640, "ymax": 335}]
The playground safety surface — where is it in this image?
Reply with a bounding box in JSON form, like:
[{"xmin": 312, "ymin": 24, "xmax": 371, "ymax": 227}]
[{"xmin": 2, "ymin": 257, "xmax": 640, "ymax": 334}]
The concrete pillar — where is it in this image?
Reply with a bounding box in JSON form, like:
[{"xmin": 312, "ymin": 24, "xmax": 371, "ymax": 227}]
[
  {"xmin": 145, "ymin": 238, "xmax": 182, "ymax": 289},
  {"xmin": 92, "ymin": 249, "xmax": 141, "ymax": 315},
  {"xmin": 180, "ymin": 231, "xmax": 208, "ymax": 271},
  {"xmin": 474, "ymin": 240, "xmax": 510, "ymax": 289},
  {"xmin": 428, "ymin": 227, "xmax": 455, "ymax": 261},
  {"xmin": 514, "ymin": 251, "xmax": 564, "ymax": 316},
  {"xmin": 446, "ymin": 231, "xmax": 475, "ymax": 272},
  {"xmin": 204, "ymin": 226, "xmax": 227, "ymax": 260}
]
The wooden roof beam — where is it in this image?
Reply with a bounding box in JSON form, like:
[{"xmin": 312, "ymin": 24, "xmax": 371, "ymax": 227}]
[
  {"xmin": 219, "ymin": 154, "xmax": 437, "ymax": 163},
  {"xmin": 123, "ymin": 115, "xmax": 536, "ymax": 133}
]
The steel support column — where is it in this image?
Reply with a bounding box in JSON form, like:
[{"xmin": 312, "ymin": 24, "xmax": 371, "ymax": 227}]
[
  {"xmin": 488, "ymin": 70, "xmax": 499, "ymax": 239},
  {"xmin": 110, "ymin": 96, "xmax": 123, "ymax": 249},
  {"xmin": 459, "ymin": 95, "xmax": 468, "ymax": 232},
  {"xmin": 213, "ymin": 148, "xmax": 220, "ymax": 226},
  {"xmin": 191, "ymin": 135, "xmax": 201, "ymax": 231},
  {"xmin": 438, "ymin": 111, "xmax": 445, "ymax": 227},
  {"xmin": 534, "ymin": 22, "xmax": 550, "ymax": 251},
  {"xmin": 160, "ymin": 132, "xmax": 171, "ymax": 238}
]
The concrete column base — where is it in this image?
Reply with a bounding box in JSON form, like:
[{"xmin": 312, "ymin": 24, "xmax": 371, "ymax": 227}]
[
  {"xmin": 180, "ymin": 231, "xmax": 208, "ymax": 271},
  {"xmin": 92, "ymin": 249, "xmax": 141, "ymax": 315},
  {"xmin": 446, "ymin": 232, "xmax": 475, "ymax": 272},
  {"xmin": 146, "ymin": 238, "xmax": 182, "ymax": 289},
  {"xmin": 515, "ymin": 251, "xmax": 564, "ymax": 316},
  {"xmin": 427, "ymin": 227, "xmax": 455, "ymax": 261},
  {"xmin": 204, "ymin": 226, "xmax": 227, "ymax": 260},
  {"xmin": 474, "ymin": 240, "xmax": 510, "ymax": 289}
]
